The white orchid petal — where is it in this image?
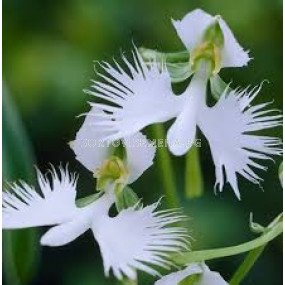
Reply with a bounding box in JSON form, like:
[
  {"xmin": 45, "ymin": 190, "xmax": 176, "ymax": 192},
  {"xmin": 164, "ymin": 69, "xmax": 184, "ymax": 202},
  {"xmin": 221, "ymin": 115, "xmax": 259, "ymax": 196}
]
[
  {"xmin": 40, "ymin": 217, "xmax": 90, "ymax": 247},
  {"xmin": 199, "ymin": 263, "xmax": 228, "ymax": 285},
  {"xmin": 155, "ymin": 263, "xmax": 228, "ymax": 285},
  {"xmin": 92, "ymin": 201, "xmax": 190, "ymax": 280},
  {"xmin": 198, "ymin": 84, "xmax": 282, "ymax": 198},
  {"xmin": 124, "ymin": 132, "xmax": 156, "ymax": 183},
  {"xmin": 218, "ymin": 18, "xmax": 251, "ymax": 68},
  {"xmin": 70, "ymin": 107, "xmax": 113, "ymax": 172},
  {"xmin": 167, "ymin": 71, "xmax": 207, "ymax": 156},
  {"xmin": 172, "ymin": 9, "xmax": 214, "ymax": 52},
  {"xmin": 172, "ymin": 9, "xmax": 250, "ymax": 68},
  {"xmin": 88, "ymin": 47, "xmax": 186, "ymax": 141},
  {"xmin": 154, "ymin": 263, "xmax": 203, "ymax": 285},
  {"xmin": 3, "ymin": 166, "xmax": 78, "ymax": 229}
]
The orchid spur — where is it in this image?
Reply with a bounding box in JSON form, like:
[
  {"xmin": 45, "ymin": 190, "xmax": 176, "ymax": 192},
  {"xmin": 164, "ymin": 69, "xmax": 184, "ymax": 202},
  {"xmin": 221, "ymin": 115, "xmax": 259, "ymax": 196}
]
[{"xmin": 84, "ymin": 9, "xmax": 282, "ymax": 198}]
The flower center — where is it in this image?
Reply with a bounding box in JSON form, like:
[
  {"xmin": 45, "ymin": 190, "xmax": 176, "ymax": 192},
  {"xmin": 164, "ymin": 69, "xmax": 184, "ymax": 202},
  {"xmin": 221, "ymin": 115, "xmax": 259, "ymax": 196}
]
[
  {"xmin": 190, "ymin": 18, "xmax": 224, "ymax": 75},
  {"xmin": 95, "ymin": 156, "xmax": 129, "ymax": 191}
]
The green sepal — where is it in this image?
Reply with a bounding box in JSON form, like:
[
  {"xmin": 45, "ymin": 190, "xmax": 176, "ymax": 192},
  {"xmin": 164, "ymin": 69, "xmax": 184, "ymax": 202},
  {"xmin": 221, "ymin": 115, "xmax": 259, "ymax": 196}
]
[
  {"xmin": 115, "ymin": 186, "xmax": 140, "ymax": 212},
  {"xmin": 139, "ymin": 47, "xmax": 192, "ymax": 83},
  {"xmin": 166, "ymin": 62, "xmax": 193, "ymax": 83},
  {"xmin": 76, "ymin": 192, "xmax": 104, "ymax": 208},
  {"xmin": 210, "ymin": 74, "xmax": 231, "ymax": 100},
  {"xmin": 179, "ymin": 274, "xmax": 202, "ymax": 285},
  {"xmin": 139, "ymin": 47, "xmax": 189, "ymax": 63},
  {"xmin": 203, "ymin": 19, "xmax": 224, "ymax": 49}
]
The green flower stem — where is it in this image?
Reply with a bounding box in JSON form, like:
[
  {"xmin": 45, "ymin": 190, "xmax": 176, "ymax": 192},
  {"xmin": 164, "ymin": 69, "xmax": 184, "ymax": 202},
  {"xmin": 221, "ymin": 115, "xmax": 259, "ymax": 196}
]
[
  {"xmin": 172, "ymin": 220, "xmax": 282, "ymax": 264},
  {"xmin": 120, "ymin": 278, "xmax": 138, "ymax": 285},
  {"xmin": 151, "ymin": 124, "xmax": 179, "ymax": 208},
  {"xmin": 139, "ymin": 47, "xmax": 189, "ymax": 63},
  {"xmin": 185, "ymin": 145, "xmax": 203, "ymax": 198},
  {"xmin": 229, "ymin": 246, "xmax": 265, "ymax": 285}
]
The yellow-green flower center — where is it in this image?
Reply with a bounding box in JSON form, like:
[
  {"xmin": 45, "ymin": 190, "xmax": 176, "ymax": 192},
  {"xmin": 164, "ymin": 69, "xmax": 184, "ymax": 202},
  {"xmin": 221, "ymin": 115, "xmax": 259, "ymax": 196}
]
[{"xmin": 95, "ymin": 156, "xmax": 129, "ymax": 191}]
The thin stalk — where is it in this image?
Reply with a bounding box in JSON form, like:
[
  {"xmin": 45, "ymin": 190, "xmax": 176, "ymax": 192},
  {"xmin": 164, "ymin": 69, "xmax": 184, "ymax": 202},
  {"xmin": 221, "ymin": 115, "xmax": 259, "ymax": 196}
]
[
  {"xmin": 151, "ymin": 124, "xmax": 179, "ymax": 208},
  {"xmin": 229, "ymin": 246, "xmax": 265, "ymax": 285},
  {"xmin": 172, "ymin": 221, "xmax": 282, "ymax": 264},
  {"xmin": 185, "ymin": 145, "xmax": 203, "ymax": 198},
  {"xmin": 120, "ymin": 278, "xmax": 138, "ymax": 285}
]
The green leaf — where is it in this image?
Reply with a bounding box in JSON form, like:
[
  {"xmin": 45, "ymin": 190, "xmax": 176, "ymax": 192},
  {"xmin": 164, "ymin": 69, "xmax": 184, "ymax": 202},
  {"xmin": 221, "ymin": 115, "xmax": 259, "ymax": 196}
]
[
  {"xmin": 210, "ymin": 74, "xmax": 231, "ymax": 100},
  {"xmin": 3, "ymin": 87, "xmax": 40, "ymax": 285}
]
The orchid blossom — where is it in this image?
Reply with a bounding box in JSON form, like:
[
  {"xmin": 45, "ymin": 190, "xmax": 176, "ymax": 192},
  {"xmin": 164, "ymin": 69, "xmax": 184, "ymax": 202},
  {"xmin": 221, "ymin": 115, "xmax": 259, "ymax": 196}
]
[
  {"xmin": 70, "ymin": 106, "xmax": 156, "ymax": 186},
  {"xmin": 155, "ymin": 263, "xmax": 228, "ymax": 285},
  {"xmin": 3, "ymin": 166, "xmax": 190, "ymax": 280},
  {"xmin": 84, "ymin": 9, "xmax": 282, "ymax": 198}
]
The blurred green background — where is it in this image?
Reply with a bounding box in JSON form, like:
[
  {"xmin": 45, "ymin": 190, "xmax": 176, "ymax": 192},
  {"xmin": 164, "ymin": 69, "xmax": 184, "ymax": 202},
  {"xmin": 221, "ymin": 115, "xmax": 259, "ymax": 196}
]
[{"xmin": 3, "ymin": 0, "xmax": 283, "ymax": 284}]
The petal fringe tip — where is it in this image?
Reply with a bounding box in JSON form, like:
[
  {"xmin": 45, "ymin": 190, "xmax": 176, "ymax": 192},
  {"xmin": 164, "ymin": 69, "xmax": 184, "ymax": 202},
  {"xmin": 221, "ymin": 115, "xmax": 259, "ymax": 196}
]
[
  {"xmin": 3, "ymin": 165, "xmax": 78, "ymax": 229},
  {"xmin": 86, "ymin": 46, "xmax": 185, "ymax": 142},
  {"xmin": 198, "ymin": 83, "xmax": 282, "ymax": 198}
]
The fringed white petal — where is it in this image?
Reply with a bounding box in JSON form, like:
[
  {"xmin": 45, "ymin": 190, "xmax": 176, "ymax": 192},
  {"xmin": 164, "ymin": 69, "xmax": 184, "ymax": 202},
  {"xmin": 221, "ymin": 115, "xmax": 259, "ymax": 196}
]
[
  {"xmin": 172, "ymin": 9, "xmax": 250, "ymax": 68},
  {"xmin": 86, "ymin": 46, "xmax": 185, "ymax": 142},
  {"xmin": 198, "ymin": 84, "xmax": 282, "ymax": 198},
  {"xmin": 123, "ymin": 132, "xmax": 156, "ymax": 183},
  {"xmin": 155, "ymin": 263, "xmax": 228, "ymax": 285},
  {"xmin": 167, "ymin": 70, "xmax": 207, "ymax": 156},
  {"xmin": 92, "ymin": 201, "xmax": 190, "ymax": 280},
  {"xmin": 3, "ymin": 166, "xmax": 79, "ymax": 229},
  {"xmin": 70, "ymin": 107, "xmax": 112, "ymax": 172}
]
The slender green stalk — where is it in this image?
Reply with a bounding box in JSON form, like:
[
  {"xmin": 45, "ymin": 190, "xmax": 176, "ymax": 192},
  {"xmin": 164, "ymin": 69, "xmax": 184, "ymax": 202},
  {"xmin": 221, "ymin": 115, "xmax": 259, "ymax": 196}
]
[
  {"xmin": 151, "ymin": 124, "xmax": 179, "ymax": 208},
  {"xmin": 185, "ymin": 145, "xmax": 203, "ymax": 198},
  {"xmin": 229, "ymin": 246, "xmax": 265, "ymax": 285},
  {"xmin": 120, "ymin": 278, "xmax": 137, "ymax": 285},
  {"xmin": 172, "ymin": 220, "xmax": 282, "ymax": 264}
]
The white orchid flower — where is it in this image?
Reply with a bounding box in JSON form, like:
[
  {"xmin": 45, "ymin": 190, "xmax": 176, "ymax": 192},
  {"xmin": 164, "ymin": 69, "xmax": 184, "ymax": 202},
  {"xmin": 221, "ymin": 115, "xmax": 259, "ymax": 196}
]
[
  {"xmin": 83, "ymin": 10, "xmax": 282, "ymax": 198},
  {"xmin": 172, "ymin": 8, "xmax": 251, "ymax": 69},
  {"xmin": 3, "ymin": 166, "xmax": 190, "ymax": 280},
  {"xmin": 154, "ymin": 263, "xmax": 228, "ymax": 285},
  {"xmin": 70, "ymin": 106, "xmax": 156, "ymax": 184}
]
